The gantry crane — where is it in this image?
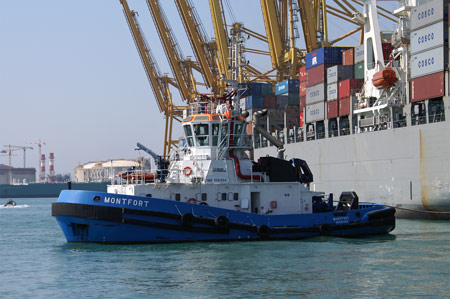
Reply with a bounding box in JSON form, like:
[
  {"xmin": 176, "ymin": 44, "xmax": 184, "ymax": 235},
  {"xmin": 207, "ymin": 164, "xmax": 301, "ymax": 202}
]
[{"xmin": 120, "ymin": 0, "xmax": 187, "ymax": 158}]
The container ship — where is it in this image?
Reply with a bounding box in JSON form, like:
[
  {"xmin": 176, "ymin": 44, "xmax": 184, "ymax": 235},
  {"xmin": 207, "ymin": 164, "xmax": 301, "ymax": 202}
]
[{"xmin": 242, "ymin": 0, "xmax": 450, "ymax": 219}]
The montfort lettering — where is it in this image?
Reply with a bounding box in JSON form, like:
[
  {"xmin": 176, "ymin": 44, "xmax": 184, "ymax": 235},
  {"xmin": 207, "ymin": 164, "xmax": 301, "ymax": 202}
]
[{"xmin": 104, "ymin": 196, "xmax": 149, "ymax": 207}]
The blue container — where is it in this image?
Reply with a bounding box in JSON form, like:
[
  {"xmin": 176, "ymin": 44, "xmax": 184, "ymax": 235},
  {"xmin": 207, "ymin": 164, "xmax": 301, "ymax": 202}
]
[
  {"xmin": 306, "ymin": 47, "xmax": 351, "ymax": 70},
  {"xmin": 245, "ymin": 95, "xmax": 265, "ymax": 109},
  {"xmin": 261, "ymin": 83, "xmax": 273, "ymax": 96},
  {"xmin": 237, "ymin": 83, "xmax": 251, "ymax": 98},
  {"xmin": 276, "ymin": 95, "xmax": 289, "ymax": 108},
  {"xmin": 275, "ymin": 79, "xmax": 300, "ymax": 95}
]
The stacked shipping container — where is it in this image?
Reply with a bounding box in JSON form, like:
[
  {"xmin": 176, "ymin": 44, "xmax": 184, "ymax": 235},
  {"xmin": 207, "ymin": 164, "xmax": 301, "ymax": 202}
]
[
  {"xmin": 410, "ymin": 0, "xmax": 448, "ymax": 102},
  {"xmin": 304, "ymin": 47, "xmax": 350, "ymax": 123}
]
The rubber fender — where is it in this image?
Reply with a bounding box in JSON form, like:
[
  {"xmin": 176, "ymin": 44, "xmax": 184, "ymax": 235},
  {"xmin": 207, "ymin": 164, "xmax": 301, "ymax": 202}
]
[
  {"xmin": 257, "ymin": 225, "xmax": 270, "ymax": 238},
  {"xmin": 319, "ymin": 224, "xmax": 331, "ymax": 236},
  {"xmin": 214, "ymin": 215, "xmax": 229, "ymax": 229},
  {"xmin": 180, "ymin": 213, "xmax": 195, "ymax": 227}
]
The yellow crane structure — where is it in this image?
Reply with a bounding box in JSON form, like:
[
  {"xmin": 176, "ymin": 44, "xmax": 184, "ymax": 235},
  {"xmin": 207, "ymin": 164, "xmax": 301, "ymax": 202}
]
[
  {"xmin": 174, "ymin": 0, "xmax": 223, "ymax": 95},
  {"xmin": 145, "ymin": 0, "xmax": 200, "ymax": 103},
  {"xmin": 120, "ymin": 0, "xmax": 187, "ymax": 158}
]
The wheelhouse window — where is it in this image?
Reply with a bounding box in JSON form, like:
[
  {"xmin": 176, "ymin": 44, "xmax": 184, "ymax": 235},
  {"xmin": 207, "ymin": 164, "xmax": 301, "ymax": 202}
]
[
  {"xmin": 183, "ymin": 125, "xmax": 194, "ymax": 147},
  {"xmin": 212, "ymin": 123, "xmax": 220, "ymax": 146},
  {"xmin": 193, "ymin": 123, "xmax": 209, "ymax": 146},
  {"xmin": 233, "ymin": 123, "xmax": 244, "ymax": 145}
]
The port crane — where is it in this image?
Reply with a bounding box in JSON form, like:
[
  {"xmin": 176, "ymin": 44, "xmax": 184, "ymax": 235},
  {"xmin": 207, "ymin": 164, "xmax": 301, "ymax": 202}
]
[{"xmin": 120, "ymin": 0, "xmax": 190, "ymax": 158}]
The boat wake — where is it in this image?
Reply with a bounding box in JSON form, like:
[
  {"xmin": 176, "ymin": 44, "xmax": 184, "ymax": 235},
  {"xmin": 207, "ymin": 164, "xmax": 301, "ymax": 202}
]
[{"xmin": 0, "ymin": 204, "xmax": 29, "ymax": 209}]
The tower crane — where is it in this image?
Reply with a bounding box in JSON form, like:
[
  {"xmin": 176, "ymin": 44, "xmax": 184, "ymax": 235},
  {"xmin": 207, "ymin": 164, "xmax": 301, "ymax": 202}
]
[
  {"xmin": 120, "ymin": 0, "xmax": 187, "ymax": 158},
  {"xmin": 1, "ymin": 145, "xmax": 33, "ymax": 168},
  {"xmin": 28, "ymin": 139, "xmax": 46, "ymax": 181}
]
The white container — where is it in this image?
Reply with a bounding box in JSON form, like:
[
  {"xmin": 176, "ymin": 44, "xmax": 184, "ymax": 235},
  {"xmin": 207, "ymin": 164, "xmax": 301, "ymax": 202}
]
[
  {"xmin": 327, "ymin": 65, "xmax": 353, "ymax": 84},
  {"xmin": 354, "ymin": 45, "xmax": 364, "ymax": 64},
  {"xmin": 410, "ymin": 46, "xmax": 444, "ymax": 79},
  {"xmin": 306, "ymin": 83, "xmax": 326, "ymax": 105},
  {"xmin": 306, "ymin": 102, "xmax": 325, "ymax": 123},
  {"xmin": 411, "ymin": 21, "xmax": 444, "ymax": 54},
  {"xmin": 411, "ymin": 0, "xmax": 444, "ymax": 30},
  {"xmin": 327, "ymin": 83, "xmax": 338, "ymax": 101}
]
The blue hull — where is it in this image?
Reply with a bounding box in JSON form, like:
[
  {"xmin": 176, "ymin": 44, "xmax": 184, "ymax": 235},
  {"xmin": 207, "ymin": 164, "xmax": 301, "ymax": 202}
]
[{"xmin": 52, "ymin": 190, "xmax": 395, "ymax": 244}]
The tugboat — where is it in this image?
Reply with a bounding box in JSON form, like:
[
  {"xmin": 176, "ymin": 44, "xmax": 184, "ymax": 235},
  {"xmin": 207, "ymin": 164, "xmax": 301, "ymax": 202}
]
[{"xmin": 52, "ymin": 91, "xmax": 395, "ymax": 243}]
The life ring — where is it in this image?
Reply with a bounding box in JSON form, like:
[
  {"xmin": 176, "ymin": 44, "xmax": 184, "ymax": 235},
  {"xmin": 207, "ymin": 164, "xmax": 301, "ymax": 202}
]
[
  {"xmin": 187, "ymin": 198, "xmax": 197, "ymax": 204},
  {"xmin": 183, "ymin": 166, "xmax": 192, "ymax": 176}
]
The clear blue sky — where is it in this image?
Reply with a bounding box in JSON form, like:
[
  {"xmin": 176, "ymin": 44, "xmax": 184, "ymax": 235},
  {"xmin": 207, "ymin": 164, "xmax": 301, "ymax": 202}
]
[{"xmin": 0, "ymin": 1, "xmax": 395, "ymax": 175}]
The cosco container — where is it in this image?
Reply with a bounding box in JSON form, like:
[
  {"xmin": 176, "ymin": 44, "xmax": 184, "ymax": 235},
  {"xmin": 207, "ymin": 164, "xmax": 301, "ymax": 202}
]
[
  {"xmin": 306, "ymin": 64, "xmax": 330, "ymax": 87},
  {"xmin": 339, "ymin": 96, "xmax": 355, "ymax": 117},
  {"xmin": 275, "ymin": 79, "xmax": 300, "ymax": 95},
  {"xmin": 354, "ymin": 45, "xmax": 364, "ymax": 64},
  {"xmin": 327, "ymin": 65, "xmax": 354, "ymax": 84},
  {"xmin": 327, "ymin": 101, "xmax": 339, "ymax": 119},
  {"xmin": 411, "ymin": 0, "xmax": 444, "ymax": 31},
  {"xmin": 306, "ymin": 83, "xmax": 326, "ymax": 105},
  {"xmin": 299, "ymin": 66, "xmax": 307, "ymax": 82},
  {"xmin": 300, "ymin": 81, "xmax": 307, "ymax": 97},
  {"xmin": 327, "ymin": 83, "xmax": 338, "ymax": 101},
  {"xmin": 300, "ymin": 96, "xmax": 306, "ymax": 110},
  {"xmin": 354, "ymin": 62, "xmax": 364, "ymax": 79},
  {"xmin": 306, "ymin": 102, "xmax": 325, "ymax": 123},
  {"xmin": 342, "ymin": 48, "xmax": 354, "ymax": 65},
  {"xmin": 411, "ymin": 21, "xmax": 445, "ymax": 54},
  {"xmin": 411, "ymin": 71, "xmax": 445, "ymax": 102},
  {"xmin": 410, "ymin": 46, "xmax": 445, "ymax": 79},
  {"xmin": 305, "ymin": 47, "xmax": 350, "ymax": 69},
  {"xmin": 338, "ymin": 79, "xmax": 363, "ymax": 99}
]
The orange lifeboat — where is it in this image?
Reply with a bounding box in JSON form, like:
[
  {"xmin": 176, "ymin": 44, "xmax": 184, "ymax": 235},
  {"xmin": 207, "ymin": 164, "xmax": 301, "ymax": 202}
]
[
  {"xmin": 118, "ymin": 171, "xmax": 155, "ymax": 182},
  {"xmin": 372, "ymin": 67, "xmax": 398, "ymax": 89}
]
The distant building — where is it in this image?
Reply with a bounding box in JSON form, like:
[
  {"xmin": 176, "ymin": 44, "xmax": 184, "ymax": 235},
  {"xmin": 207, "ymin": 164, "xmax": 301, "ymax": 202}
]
[
  {"xmin": 0, "ymin": 164, "xmax": 36, "ymax": 184},
  {"xmin": 74, "ymin": 159, "xmax": 149, "ymax": 183}
]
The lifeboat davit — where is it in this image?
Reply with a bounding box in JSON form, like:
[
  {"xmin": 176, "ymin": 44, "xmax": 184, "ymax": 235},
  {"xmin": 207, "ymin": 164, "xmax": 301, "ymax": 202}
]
[{"xmin": 372, "ymin": 67, "xmax": 398, "ymax": 89}]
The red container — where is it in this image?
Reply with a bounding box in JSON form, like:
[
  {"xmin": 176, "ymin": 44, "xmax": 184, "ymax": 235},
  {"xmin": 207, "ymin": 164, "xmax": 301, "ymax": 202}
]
[
  {"xmin": 342, "ymin": 48, "xmax": 354, "ymax": 66},
  {"xmin": 339, "ymin": 96, "xmax": 351, "ymax": 116},
  {"xmin": 382, "ymin": 42, "xmax": 394, "ymax": 60},
  {"xmin": 264, "ymin": 95, "xmax": 277, "ymax": 108},
  {"xmin": 327, "ymin": 101, "xmax": 339, "ymax": 119},
  {"xmin": 338, "ymin": 79, "xmax": 364, "ymax": 99},
  {"xmin": 300, "ymin": 81, "xmax": 307, "ymax": 97},
  {"xmin": 411, "ymin": 72, "xmax": 444, "ymax": 102},
  {"xmin": 299, "ymin": 66, "xmax": 307, "ymax": 82},
  {"xmin": 300, "ymin": 96, "xmax": 306, "ymax": 110},
  {"xmin": 306, "ymin": 64, "xmax": 333, "ymax": 87},
  {"xmin": 299, "ymin": 112, "xmax": 304, "ymax": 127}
]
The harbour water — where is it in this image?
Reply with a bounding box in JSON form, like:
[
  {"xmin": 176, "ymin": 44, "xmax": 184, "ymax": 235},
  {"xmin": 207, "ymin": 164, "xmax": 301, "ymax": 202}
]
[{"xmin": 1, "ymin": 198, "xmax": 449, "ymax": 298}]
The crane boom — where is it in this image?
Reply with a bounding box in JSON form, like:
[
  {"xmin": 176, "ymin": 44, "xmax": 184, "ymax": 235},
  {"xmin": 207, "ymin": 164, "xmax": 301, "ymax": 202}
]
[
  {"xmin": 120, "ymin": 0, "xmax": 186, "ymax": 158},
  {"xmin": 208, "ymin": 0, "xmax": 230, "ymax": 81},
  {"xmin": 145, "ymin": 0, "xmax": 196, "ymax": 102},
  {"xmin": 175, "ymin": 0, "xmax": 218, "ymax": 94}
]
